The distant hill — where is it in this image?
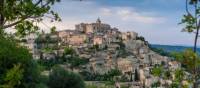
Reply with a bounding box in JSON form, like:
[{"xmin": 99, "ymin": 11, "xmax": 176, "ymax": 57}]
[{"xmin": 150, "ymin": 44, "xmax": 200, "ymax": 53}]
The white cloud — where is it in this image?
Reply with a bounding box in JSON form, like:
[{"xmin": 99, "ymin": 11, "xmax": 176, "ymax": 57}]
[
  {"xmin": 100, "ymin": 7, "xmax": 166, "ymax": 24},
  {"xmin": 38, "ymin": 1, "xmax": 195, "ymax": 46},
  {"xmin": 100, "ymin": 8, "xmax": 112, "ymax": 16}
]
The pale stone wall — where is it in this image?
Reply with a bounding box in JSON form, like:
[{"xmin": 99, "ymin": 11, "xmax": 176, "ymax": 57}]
[
  {"xmin": 85, "ymin": 24, "xmax": 94, "ymax": 34},
  {"xmin": 58, "ymin": 30, "xmax": 74, "ymax": 38},
  {"xmin": 117, "ymin": 59, "xmax": 133, "ymax": 74},
  {"xmin": 122, "ymin": 32, "xmax": 138, "ymax": 40},
  {"xmin": 93, "ymin": 36, "xmax": 103, "ymax": 45},
  {"xmin": 68, "ymin": 34, "xmax": 87, "ymax": 45}
]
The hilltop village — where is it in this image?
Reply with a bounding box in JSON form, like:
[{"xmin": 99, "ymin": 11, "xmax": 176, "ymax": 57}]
[{"xmin": 21, "ymin": 19, "xmax": 186, "ymax": 88}]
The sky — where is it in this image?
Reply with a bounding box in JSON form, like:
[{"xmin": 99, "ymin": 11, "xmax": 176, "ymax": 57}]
[{"xmin": 41, "ymin": 0, "xmax": 199, "ymax": 46}]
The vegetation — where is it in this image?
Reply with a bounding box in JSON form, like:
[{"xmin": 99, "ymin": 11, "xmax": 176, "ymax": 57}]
[
  {"xmin": 0, "ymin": 1, "xmax": 88, "ymax": 88},
  {"xmin": 80, "ymin": 69, "xmax": 122, "ymax": 82},
  {"xmin": 48, "ymin": 66, "xmax": 85, "ymax": 88},
  {"xmin": 0, "ymin": 36, "xmax": 44, "ymax": 88},
  {"xmin": 149, "ymin": 45, "xmax": 171, "ymax": 57},
  {"xmin": 151, "ymin": 81, "xmax": 161, "ymax": 88},
  {"xmin": 180, "ymin": 0, "xmax": 200, "ymax": 87},
  {"xmin": 0, "ymin": 0, "xmax": 61, "ymax": 37},
  {"xmin": 151, "ymin": 65, "xmax": 163, "ymax": 77}
]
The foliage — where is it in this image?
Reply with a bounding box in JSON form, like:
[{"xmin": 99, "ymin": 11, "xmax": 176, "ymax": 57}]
[
  {"xmin": 180, "ymin": 1, "xmax": 200, "ymax": 86},
  {"xmin": 106, "ymin": 69, "xmax": 122, "ymax": 81},
  {"xmin": 136, "ymin": 36, "xmax": 145, "ymax": 41},
  {"xmin": 48, "ymin": 66, "xmax": 85, "ymax": 88},
  {"xmin": 1, "ymin": 64, "xmax": 24, "ymax": 88},
  {"xmin": 171, "ymin": 49, "xmax": 200, "ymax": 72},
  {"xmin": 149, "ymin": 46, "xmax": 171, "ymax": 57},
  {"xmin": 0, "ymin": 36, "xmax": 43, "ymax": 88},
  {"xmin": 63, "ymin": 46, "xmax": 76, "ymax": 56},
  {"xmin": 174, "ymin": 69, "xmax": 184, "ymax": 82},
  {"xmin": 50, "ymin": 26, "xmax": 56, "ymax": 34},
  {"xmin": 163, "ymin": 70, "xmax": 171, "ymax": 80},
  {"xmin": 170, "ymin": 81, "xmax": 179, "ymax": 88},
  {"xmin": 0, "ymin": 0, "xmax": 61, "ymax": 37},
  {"xmin": 151, "ymin": 81, "xmax": 161, "ymax": 88},
  {"xmin": 62, "ymin": 47, "xmax": 88, "ymax": 70},
  {"xmin": 151, "ymin": 65, "xmax": 163, "ymax": 77},
  {"xmin": 80, "ymin": 69, "xmax": 122, "ymax": 81},
  {"xmin": 37, "ymin": 59, "xmax": 62, "ymax": 70}
]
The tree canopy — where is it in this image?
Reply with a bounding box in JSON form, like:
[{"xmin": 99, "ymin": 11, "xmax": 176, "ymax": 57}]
[
  {"xmin": 0, "ymin": 36, "xmax": 42, "ymax": 88},
  {"xmin": 0, "ymin": 0, "xmax": 61, "ymax": 37},
  {"xmin": 48, "ymin": 66, "xmax": 85, "ymax": 88}
]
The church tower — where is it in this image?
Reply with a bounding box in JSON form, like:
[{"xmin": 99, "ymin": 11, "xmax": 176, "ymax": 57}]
[
  {"xmin": 96, "ymin": 18, "xmax": 101, "ymax": 33},
  {"xmin": 96, "ymin": 17, "xmax": 101, "ymax": 24}
]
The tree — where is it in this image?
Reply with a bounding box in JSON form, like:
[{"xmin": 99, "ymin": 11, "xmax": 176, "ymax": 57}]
[
  {"xmin": 180, "ymin": 0, "xmax": 200, "ymax": 87},
  {"xmin": 174, "ymin": 69, "xmax": 184, "ymax": 86},
  {"xmin": 63, "ymin": 46, "xmax": 76, "ymax": 56},
  {"xmin": 50, "ymin": 26, "xmax": 56, "ymax": 34},
  {"xmin": 1, "ymin": 64, "xmax": 24, "ymax": 88},
  {"xmin": 151, "ymin": 81, "xmax": 161, "ymax": 88},
  {"xmin": 171, "ymin": 49, "xmax": 200, "ymax": 87},
  {"xmin": 107, "ymin": 69, "xmax": 122, "ymax": 81},
  {"xmin": 151, "ymin": 66, "xmax": 163, "ymax": 77},
  {"xmin": 163, "ymin": 70, "xmax": 171, "ymax": 80},
  {"xmin": 68, "ymin": 56, "xmax": 88, "ymax": 70},
  {"xmin": 134, "ymin": 68, "xmax": 140, "ymax": 82},
  {"xmin": 0, "ymin": 36, "xmax": 43, "ymax": 88},
  {"xmin": 0, "ymin": 0, "xmax": 61, "ymax": 37},
  {"xmin": 48, "ymin": 66, "xmax": 85, "ymax": 88}
]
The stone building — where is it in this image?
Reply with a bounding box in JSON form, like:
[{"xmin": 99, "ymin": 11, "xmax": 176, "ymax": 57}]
[
  {"xmin": 122, "ymin": 31, "xmax": 138, "ymax": 40},
  {"xmin": 67, "ymin": 34, "xmax": 87, "ymax": 46},
  {"xmin": 75, "ymin": 18, "xmax": 111, "ymax": 34},
  {"xmin": 117, "ymin": 58, "xmax": 133, "ymax": 74},
  {"xmin": 93, "ymin": 35, "xmax": 104, "ymax": 45}
]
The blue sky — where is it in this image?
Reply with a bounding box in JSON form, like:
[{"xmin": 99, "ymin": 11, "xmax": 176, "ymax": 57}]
[{"xmin": 42, "ymin": 0, "xmax": 199, "ymax": 46}]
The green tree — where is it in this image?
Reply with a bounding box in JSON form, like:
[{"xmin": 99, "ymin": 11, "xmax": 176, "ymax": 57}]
[
  {"xmin": 171, "ymin": 49, "xmax": 200, "ymax": 87},
  {"xmin": 163, "ymin": 70, "xmax": 171, "ymax": 80},
  {"xmin": 151, "ymin": 66, "xmax": 163, "ymax": 77},
  {"xmin": 63, "ymin": 46, "xmax": 76, "ymax": 56},
  {"xmin": 174, "ymin": 69, "xmax": 184, "ymax": 87},
  {"xmin": 180, "ymin": 0, "xmax": 200, "ymax": 87},
  {"xmin": 1, "ymin": 64, "xmax": 24, "ymax": 88},
  {"xmin": 0, "ymin": 36, "xmax": 43, "ymax": 88},
  {"xmin": 106, "ymin": 69, "xmax": 122, "ymax": 81},
  {"xmin": 50, "ymin": 26, "xmax": 56, "ymax": 34},
  {"xmin": 48, "ymin": 66, "xmax": 85, "ymax": 88},
  {"xmin": 151, "ymin": 81, "xmax": 161, "ymax": 88},
  {"xmin": 0, "ymin": 0, "xmax": 61, "ymax": 37}
]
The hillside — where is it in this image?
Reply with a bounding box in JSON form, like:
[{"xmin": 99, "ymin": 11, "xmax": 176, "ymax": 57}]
[{"xmin": 150, "ymin": 44, "xmax": 200, "ymax": 53}]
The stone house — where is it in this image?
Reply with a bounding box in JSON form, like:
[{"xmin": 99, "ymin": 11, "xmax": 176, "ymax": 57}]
[
  {"xmin": 67, "ymin": 34, "xmax": 87, "ymax": 46},
  {"xmin": 122, "ymin": 31, "xmax": 138, "ymax": 40},
  {"xmin": 57, "ymin": 30, "xmax": 74, "ymax": 39},
  {"xmin": 93, "ymin": 35, "xmax": 104, "ymax": 45},
  {"xmin": 117, "ymin": 58, "xmax": 133, "ymax": 74},
  {"xmin": 168, "ymin": 61, "xmax": 181, "ymax": 71}
]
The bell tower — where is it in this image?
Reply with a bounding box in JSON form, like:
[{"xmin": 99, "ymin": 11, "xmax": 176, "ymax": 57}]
[{"xmin": 96, "ymin": 17, "xmax": 101, "ymax": 24}]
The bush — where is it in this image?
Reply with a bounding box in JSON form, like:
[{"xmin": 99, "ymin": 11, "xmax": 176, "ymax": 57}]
[{"xmin": 48, "ymin": 66, "xmax": 85, "ymax": 88}]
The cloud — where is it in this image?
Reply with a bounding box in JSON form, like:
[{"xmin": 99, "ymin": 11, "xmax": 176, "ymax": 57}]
[
  {"xmin": 100, "ymin": 8, "xmax": 112, "ymax": 16},
  {"xmin": 100, "ymin": 7, "xmax": 166, "ymax": 24},
  {"xmin": 37, "ymin": 0, "xmax": 195, "ymax": 46}
]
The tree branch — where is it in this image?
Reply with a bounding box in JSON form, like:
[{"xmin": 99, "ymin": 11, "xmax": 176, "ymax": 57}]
[
  {"xmin": 186, "ymin": 0, "xmax": 193, "ymax": 16},
  {"xmin": 34, "ymin": 0, "xmax": 43, "ymax": 7}
]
